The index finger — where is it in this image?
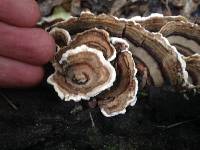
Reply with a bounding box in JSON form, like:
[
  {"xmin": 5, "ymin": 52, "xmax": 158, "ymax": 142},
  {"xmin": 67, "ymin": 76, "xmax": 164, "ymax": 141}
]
[{"xmin": 0, "ymin": 0, "xmax": 41, "ymax": 27}]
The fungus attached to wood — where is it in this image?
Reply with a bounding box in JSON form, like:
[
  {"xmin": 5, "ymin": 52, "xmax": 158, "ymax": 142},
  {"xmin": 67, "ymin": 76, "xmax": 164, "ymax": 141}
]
[{"xmin": 47, "ymin": 12, "xmax": 197, "ymax": 117}]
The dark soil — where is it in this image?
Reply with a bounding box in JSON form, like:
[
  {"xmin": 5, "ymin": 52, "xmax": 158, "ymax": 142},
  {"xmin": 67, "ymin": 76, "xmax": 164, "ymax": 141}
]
[{"xmin": 0, "ymin": 66, "xmax": 200, "ymax": 150}]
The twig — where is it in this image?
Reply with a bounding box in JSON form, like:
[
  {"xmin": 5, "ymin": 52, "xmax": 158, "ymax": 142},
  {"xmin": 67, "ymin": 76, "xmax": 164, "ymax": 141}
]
[
  {"xmin": 89, "ymin": 112, "xmax": 95, "ymax": 128},
  {"xmin": 0, "ymin": 91, "xmax": 18, "ymax": 111},
  {"xmin": 155, "ymin": 116, "xmax": 200, "ymax": 130}
]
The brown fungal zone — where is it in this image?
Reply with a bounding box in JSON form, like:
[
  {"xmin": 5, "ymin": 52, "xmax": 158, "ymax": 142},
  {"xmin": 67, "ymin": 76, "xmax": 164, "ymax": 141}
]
[
  {"xmin": 134, "ymin": 58, "xmax": 151, "ymax": 89},
  {"xmin": 160, "ymin": 21, "xmax": 200, "ymax": 56},
  {"xmin": 48, "ymin": 44, "xmax": 116, "ymax": 102},
  {"xmin": 54, "ymin": 28, "xmax": 116, "ymax": 62},
  {"xmin": 51, "ymin": 47, "xmax": 112, "ymax": 94},
  {"xmin": 49, "ymin": 12, "xmax": 125, "ymax": 37},
  {"xmin": 134, "ymin": 15, "xmax": 187, "ymax": 32},
  {"xmin": 69, "ymin": 28, "xmax": 116, "ymax": 61},
  {"xmin": 49, "ymin": 27, "xmax": 71, "ymax": 48},
  {"xmin": 49, "ymin": 12, "xmax": 188, "ymax": 89},
  {"xmin": 110, "ymin": 37, "xmax": 129, "ymax": 52},
  {"xmin": 97, "ymin": 51, "xmax": 138, "ymax": 116},
  {"xmin": 125, "ymin": 20, "xmax": 187, "ymax": 88},
  {"xmin": 184, "ymin": 54, "xmax": 200, "ymax": 86}
]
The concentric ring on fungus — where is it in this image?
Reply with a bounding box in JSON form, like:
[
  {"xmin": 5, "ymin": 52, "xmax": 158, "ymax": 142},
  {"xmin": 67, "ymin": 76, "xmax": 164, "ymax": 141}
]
[{"xmin": 48, "ymin": 45, "xmax": 116, "ymax": 102}]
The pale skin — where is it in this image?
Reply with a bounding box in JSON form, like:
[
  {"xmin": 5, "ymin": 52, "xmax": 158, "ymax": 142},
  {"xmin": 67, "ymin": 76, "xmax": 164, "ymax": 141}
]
[{"xmin": 0, "ymin": 0, "xmax": 56, "ymax": 87}]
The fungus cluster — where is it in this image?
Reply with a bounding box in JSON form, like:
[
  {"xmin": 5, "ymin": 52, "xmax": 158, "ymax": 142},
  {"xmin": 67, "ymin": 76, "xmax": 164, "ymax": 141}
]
[
  {"xmin": 48, "ymin": 26, "xmax": 138, "ymax": 117},
  {"xmin": 47, "ymin": 12, "xmax": 200, "ymax": 117}
]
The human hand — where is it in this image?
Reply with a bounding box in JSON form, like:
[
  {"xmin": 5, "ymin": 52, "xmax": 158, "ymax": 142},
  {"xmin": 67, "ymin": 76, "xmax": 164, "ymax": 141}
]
[{"xmin": 0, "ymin": 0, "xmax": 55, "ymax": 88}]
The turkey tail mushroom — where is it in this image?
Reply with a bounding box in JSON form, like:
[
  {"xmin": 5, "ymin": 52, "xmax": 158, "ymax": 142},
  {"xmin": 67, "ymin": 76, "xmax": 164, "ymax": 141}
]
[
  {"xmin": 53, "ymin": 28, "xmax": 117, "ymax": 62},
  {"xmin": 68, "ymin": 28, "xmax": 117, "ymax": 61},
  {"xmin": 159, "ymin": 21, "xmax": 200, "ymax": 56},
  {"xmin": 47, "ymin": 45, "xmax": 116, "ymax": 102},
  {"xmin": 97, "ymin": 51, "xmax": 138, "ymax": 117},
  {"xmin": 48, "ymin": 12, "xmax": 125, "ymax": 37},
  {"xmin": 124, "ymin": 19, "xmax": 189, "ymax": 89},
  {"xmin": 47, "ymin": 12, "xmax": 194, "ymax": 117},
  {"xmin": 132, "ymin": 13, "xmax": 187, "ymax": 32},
  {"xmin": 48, "ymin": 26, "xmax": 138, "ymax": 117},
  {"xmin": 49, "ymin": 27, "xmax": 71, "ymax": 48},
  {"xmin": 184, "ymin": 54, "xmax": 200, "ymax": 86},
  {"xmin": 48, "ymin": 28, "xmax": 118, "ymax": 102},
  {"xmin": 49, "ymin": 12, "xmax": 189, "ymax": 90}
]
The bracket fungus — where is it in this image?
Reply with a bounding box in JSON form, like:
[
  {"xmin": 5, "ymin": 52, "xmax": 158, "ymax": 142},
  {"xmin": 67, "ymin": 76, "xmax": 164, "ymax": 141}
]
[
  {"xmin": 48, "ymin": 26, "xmax": 138, "ymax": 117},
  {"xmin": 110, "ymin": 37, "xmax": 129, "ymax": 52},
  {"xmin": 132, "ymin": 13, "xmax": 187, "ymax": 32},
  {"xmin": 160, "ymin": 21, "xmax": 200, "ymax": 56},
  {"xmin": 47, "ymin": 12, "xmax": 199, "ymax": 117},
  {"xmin": 184, "ymin": 54, "xmax": 200, "ymax": 86},
  {"xmin": 49, "ymin": 27, "xmax": 71, "ymax": 48},
  {"xmin": 68, "ymin": 28, "xmax": 117, "ymax": 61},
  {"xmin": 48, "ymin": 45, "xmax": 116, "ymax": 101},
  {"xmin": 97, "ymin": 51, "xmax": 138, "ymax": 117},
  {"xmin": 49, "ymin": 12, "xmax": 189, "ymax": 89}
]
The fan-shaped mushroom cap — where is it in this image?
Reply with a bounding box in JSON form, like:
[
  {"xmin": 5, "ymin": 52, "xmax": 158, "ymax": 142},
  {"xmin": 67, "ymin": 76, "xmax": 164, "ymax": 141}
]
[
  {"xmin": 54, "ymin": 28, "xmax": 117, "ymax": 62},
  {"xmin": 125, "ymin": 21, "xmax": 189, "ymax": 88},
  {"xmin": 47, "ymin": 45, "xmax": 116, "ymax": 101},
  {"xmin": 49, "ymin": 12, "xmax": 189, "ymax": 89},
  {"xmin": 184, "ymin": 54, "xmax": 200, "ymax": 86},
  {"xmin": 49, "ymin": 27, "xmax": 71, "ymax": 48},
  {"xmin": 49, "ymin": 12, "xmax": 126, "ymax": 37},
  {"xmin": 97, "ymin": 51, "xmax": 138, "ymax": 117},
  {"xmin": 132, "ymin": 13, "xmax": 187, "ymax": 32},
  {"xmin": 69, "ymin": 28, "xmax": 116, "ymax": 61},
  {"xmin": 160, "ymin": 21, "xmax": 200, "ymax": 56}
]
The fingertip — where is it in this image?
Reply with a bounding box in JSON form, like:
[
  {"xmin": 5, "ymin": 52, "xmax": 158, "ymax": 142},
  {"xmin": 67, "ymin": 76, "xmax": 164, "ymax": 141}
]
[
  {"xmin": 0, "ymin": 0, "xmax": 41, "ymax": 27},
  {"xmin": 26, "ymin": 66, "xmax": 44, "ymax": 87},
  {"xmin": 0, "ymin": 24, "xmax": 56, "ymax": 65},
  {"xmin": 0, "ymin": 57, "xmax": 45, "ymax": 88},
  {"xmin": 35, "ymin": 29, "xmax": 56, "ymax": 65},
  {"xmin": 24, "ymin": 0, "xmax": 41, "ymax": 27}
]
